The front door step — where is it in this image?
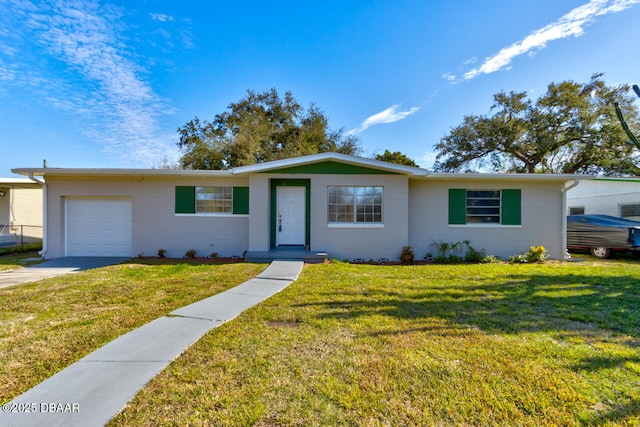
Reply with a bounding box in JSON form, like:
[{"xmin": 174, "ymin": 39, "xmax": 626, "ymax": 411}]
[{"xmin": 244, "ymin": 250, "xmax": 328, "ymax": 263}]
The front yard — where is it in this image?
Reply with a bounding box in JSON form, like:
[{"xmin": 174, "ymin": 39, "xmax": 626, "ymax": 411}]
[
  {"xmin": 110, "ymin": 259, "xmax": 640, "ymax": 426},
  {"xmin": 1, "ymin": 258, "xmax": 639, "ymax": 425},
  {"xmin": 0, "ymin": 259, "xmax": 265, "ymax": 402}
]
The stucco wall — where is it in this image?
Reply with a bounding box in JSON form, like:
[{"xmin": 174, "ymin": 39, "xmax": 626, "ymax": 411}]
[
  {"xmin": 44, "ymin": 176, "xmax": 249, "ymax": 259},
  {"xmin": 408, "ymin": 179, "xmax": 566, "ymax": 260},
  {"xmin": 309, "ymin": 174, "xmax": 409, "ymax": 261},
  {"xmin": 42, "ymin": 171, "xmax": 567, "ymax": 261},
  {"xmin": 247, "ymin": 174, "xmax": 270, "ymax": 252},
  {"xmin": 247, "ymin": 174, "xmax": 409, "ymax": 261}
]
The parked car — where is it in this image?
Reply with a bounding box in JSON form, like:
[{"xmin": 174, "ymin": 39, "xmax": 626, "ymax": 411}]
[{"xmin": 567, "ymin": 214, "xmax": 640, "ymax": 258}]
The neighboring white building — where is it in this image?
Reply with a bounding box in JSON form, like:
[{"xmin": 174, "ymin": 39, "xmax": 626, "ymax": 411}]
[
  {"xmin": 13, "ymin": 153, "xmax": 583, "ymax": 260},
  {"xmin": 567, "ymin": 177, "xmax": 640, "ymax": 220},
  {"xmin": 0, "ymin": 178, "xmax": 43, "ymax": 245}
]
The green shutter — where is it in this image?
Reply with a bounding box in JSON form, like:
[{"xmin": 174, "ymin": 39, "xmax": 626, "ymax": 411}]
[
  {"xmin": 449, "ymin": 189, "xmax": 467, "ymax": 225},
  {"xmin": 501, "ymin": 189, "xmax": 521, "ymax": 225},
  {"xmin": 232, "ymin": 187, "xmax": 249, "ymax": 214},
  {"xmin": 175, "ymin": 186, "xmax": 195, "ymax": 214}
]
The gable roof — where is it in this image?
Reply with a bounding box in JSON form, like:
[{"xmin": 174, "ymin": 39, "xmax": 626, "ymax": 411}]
[{"xmin": 231, "ymin": 152, "xmax": 428, "ymax": 176}]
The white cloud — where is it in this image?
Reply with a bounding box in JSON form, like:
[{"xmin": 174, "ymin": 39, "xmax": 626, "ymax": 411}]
[
  {"xmin": 3, "ymin": 0, "xmax": 175, "ymax": 165},
  {"xmin": 462, "ymin": 56, "xmax": 477, "ymax": 66},
  {"xmin": 442, "ymin": 72, "xmax": 457, "ymax": 84},
  {"xmin": 0, "ymin": 58, "xmax": 16, "ymax": 83},
  {"xmin": 418, "ymin": 150, "xmax": 438, "ymax": 170},
  {"xmin": 349, "ymin": 104, "xmax": 420, "ymax": 135},
  {"xmin": 150, "ymin": 13, "xmax": 175, "ymax": 22},
  {"xmin": 446, "ymin": 0, "xmax": 640, "ymax": 82}
]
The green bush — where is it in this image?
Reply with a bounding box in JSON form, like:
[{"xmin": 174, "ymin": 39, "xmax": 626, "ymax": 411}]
[
  {"xmin": 429, "ymin": 239, "xmax": 495, "ymax": 264},
  {"xmin": 184, "ymin": 249, "xmax": 197, "ymax": 259},
  {"xmin": 433, "ymin": 254, "xmax": 463, "ymax": 264},
  {"xmin": 157, "ymin": 248, "xmax": 167, "ymax": 259},
  {"xmin": 400, "ymin": 246, "xmax": 414, "ymax": 265},
  {"xmin": 429, "ymin": 240, "xmax": 465, "ymax": 260},
  {"xmin": 464, "ymin": 246, "xmax": 487, "ymax": 263},
  {"xmin": 509, "ymin": 245, "xmax": 548, "ymax": 263},
  {"xmin": 481, "ymin": 254, "xmax": 500, "ymax": 263}
]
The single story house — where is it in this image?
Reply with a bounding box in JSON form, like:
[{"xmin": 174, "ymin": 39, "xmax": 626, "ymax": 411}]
[
  {"xmin": 13, "ymin": 152, "xmax": 586, "ymax": 261},
  {"xmin": 0, "ymin": 178, "xmax": 43, "ymax": 245},
  {"xmin": 567, "ymin": 177, "xmax": 640, "ymax": 220}
]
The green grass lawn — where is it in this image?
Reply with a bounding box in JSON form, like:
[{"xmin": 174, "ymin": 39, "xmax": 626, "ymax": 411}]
[
  {"xmin": 0, "ymin": 260, "xmax": 265, "ymax": 403},
  {"xmin": 109, "ymin": 260, "xmax": 640, "ymax": 426},
  {"xmin": 0, "ymin": 251, "xmax": 44, "ymax": 271}
]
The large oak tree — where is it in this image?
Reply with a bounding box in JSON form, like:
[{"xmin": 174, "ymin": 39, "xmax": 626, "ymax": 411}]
[
  {"xmin": 177, "ymin": 88, "xmax": 360, "ymax": 169},
  {"xmin": 374, "ymin": 149, "xmax": 418, "ymax": 167},
  {"xmin": 434, "ymin": 74, "xmax": 640, "ymax": 175}
]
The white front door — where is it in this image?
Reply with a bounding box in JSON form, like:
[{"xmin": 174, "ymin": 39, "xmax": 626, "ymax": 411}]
[{"xmin": 277, "ymin": 186, "xmax": 306, "ymax": 246}]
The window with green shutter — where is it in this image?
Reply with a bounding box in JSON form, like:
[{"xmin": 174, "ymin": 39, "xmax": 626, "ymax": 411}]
[
  {"xmin": 175, "ymin": 186, "xmax": 249, "ymax": 215},
  {"xmin": 448, "ymin": 188, "xmax": 521, "ymax": 225}
]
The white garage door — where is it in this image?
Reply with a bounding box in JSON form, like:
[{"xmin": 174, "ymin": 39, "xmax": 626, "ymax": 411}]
[{"xmin": 66, "ymin": 198, "xmax": 132, "ymax": 257}]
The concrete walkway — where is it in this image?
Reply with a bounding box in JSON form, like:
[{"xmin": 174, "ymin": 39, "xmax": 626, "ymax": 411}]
[
  {"xmin": 1, "ymin": 260, "xmax": 304, "ymax": 427},
  {"xmin": 0, "ymin": 257, "xmax": 129, "ymax": 289}
]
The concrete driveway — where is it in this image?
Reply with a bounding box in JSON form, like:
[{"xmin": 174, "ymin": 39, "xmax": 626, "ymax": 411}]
[{"xmin": 0, "ymin": 257, "xmax": 129, "ymax": 289}]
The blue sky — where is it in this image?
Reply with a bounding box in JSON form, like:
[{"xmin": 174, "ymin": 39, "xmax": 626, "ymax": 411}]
[{"xmin": 2, "ymin": 0, "xmax": 640, "ymax": 177}]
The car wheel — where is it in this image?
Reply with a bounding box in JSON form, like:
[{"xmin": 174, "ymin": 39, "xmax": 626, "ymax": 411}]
[{"xmin": 590, "ymin": 247, "xmax": 611, "ymax": 259}]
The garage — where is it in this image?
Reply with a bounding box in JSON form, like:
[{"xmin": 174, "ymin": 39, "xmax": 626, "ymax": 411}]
[{"xmin": 65, "ymin": 198, "xmax": 132, "ymax": 257}]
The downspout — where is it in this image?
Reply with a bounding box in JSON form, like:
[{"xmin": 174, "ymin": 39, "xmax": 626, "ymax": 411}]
[
  {"xmin": 27, "ymin": 173, "xmax": 47, "ymax": 258},
  {"xmin": 561, "ymin": 179, "xmax": 581, "ymax": 260}
]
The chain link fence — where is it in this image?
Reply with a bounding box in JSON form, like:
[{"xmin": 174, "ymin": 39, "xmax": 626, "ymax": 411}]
[{"xmin": 0, "ymin": 224, "xmax": 43, "ymax": 249}]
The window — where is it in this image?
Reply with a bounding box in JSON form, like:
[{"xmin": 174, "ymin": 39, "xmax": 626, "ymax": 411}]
[
  {"xmin": 196, "ymin": 187, "xmax": 232, "ymax": 213},
  {"xmin": 449, "ymin": 188, "xmax": 521, "ymax": 225},
  {"xmin": 175, "ymin": 186, "xmax": 249, "ymax": 215},
  {"xmin": 569, "ymin": 206, "xmax": 585, "ymax": 215},
  {"xmin": 621, "ymin": 203, "xmax": 640, "ymax": 220},
  {"xmin": 328, "ymin": 186, "xmax": 383, "ymax": 223},
  {"xmin": 466, "ymin": 190, "xmax": 501, "ymax": 223}
]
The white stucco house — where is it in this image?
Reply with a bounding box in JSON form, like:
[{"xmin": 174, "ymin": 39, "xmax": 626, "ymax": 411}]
[
  {"xmin": 0, "ymin": 178, "xmax": 43, "ymax": 245},
  {"xmin": 13, "ymin": 152, "xmax": 585, "ymax": 261},
  {"xmin": 567, "ymin": 177, "xmax": 640, "ymax": 220}
]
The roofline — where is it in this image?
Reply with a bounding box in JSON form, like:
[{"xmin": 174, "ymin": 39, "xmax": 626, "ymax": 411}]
[
  {"xmin": 11, "ymin": 168, "xmax": 233, "ymax": 178},
  {"xmin": 421, "ymin": 173, "xmax": 595, "ymax": 182},
  {"xmin": 231, "ymin": 152, "xmax": 429, "ymax": 176},
  {"xmin": 12, "ymin": 161, "xmax": 596, "ymax": 183},
  {"xmin": 593, "ymin": 176, "xmax": 640, "ymax": 183},
  {"xmin": 0, "ymin": 177, "xmax": 43, "ymax": 188}
]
